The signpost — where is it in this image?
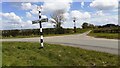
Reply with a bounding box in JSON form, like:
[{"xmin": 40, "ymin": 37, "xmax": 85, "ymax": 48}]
[
  {"xmin": 32, "ymin": 6, "xmax": 48, "ymax": 48},
  {"xmin": 73, "ymin": 18, "xmax": 76, "ymax": 33}
]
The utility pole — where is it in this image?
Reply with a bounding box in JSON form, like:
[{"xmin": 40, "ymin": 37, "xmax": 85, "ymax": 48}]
[{"xmin": 32, "ymin": 6, "xmax": 48, "ymax": 48}]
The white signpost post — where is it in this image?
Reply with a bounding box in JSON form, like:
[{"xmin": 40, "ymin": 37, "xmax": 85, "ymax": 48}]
[
  {"xmin": 73, "ymin": 18, "xmax": 76, "ymax": 33},
  {"xmin": 32, "ymin": 6, "xmax": 48, "ymax": 48}
]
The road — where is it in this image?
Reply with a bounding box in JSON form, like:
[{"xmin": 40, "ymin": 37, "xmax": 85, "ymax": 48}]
[{"xmin": 1, "ymin": 31, "xmax": 119, "ymax": 55}]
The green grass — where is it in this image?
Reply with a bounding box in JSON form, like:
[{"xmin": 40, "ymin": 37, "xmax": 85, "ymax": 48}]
[
  {"xmin": 2, "ymin": 42, "xmax": 119, "ymax": 66},
  {"xmin": 0, "ymin": 42, "xmax": 2, "ymax": 67},
  {"xmin": 88, "ymin": 32, "xmax": 119, "ymax": 39}
]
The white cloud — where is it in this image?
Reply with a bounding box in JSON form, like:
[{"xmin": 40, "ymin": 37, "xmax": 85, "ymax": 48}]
[
  {"xmin": 62, "ymin": 10, "xmax": 91, "ymax": 28},
  {"xmin": 90, "ymin": 0, "xmax": 118, "ymax": 10},
  {"xmin": 41, "ymin": 15, "xmax": 47, "ymax": 19},
  {"xmin": 26, "ymin": 12, "xmax": 32, "ymax": 18},
  {"xmin": 21, "ymin": 3, "xmax": 38, "ymax": 15},
  {"xmin": 43, "ymin": 23, "xmax": 53, "ymax": 28},
  {"xmin": 70, "ymin": 10, "xmax": 82, "ymax": 19},
  {"xmin": 70, "ymin": 10, "xmax": 91, "ymax": 19},
  {"xmin": 81, "ymin": 2, "xmax": 84, "ymax": 8},
  {"xmin": 21, "ymin": 15, "xmax": 48, "ymax": 29},
  {"xmin": 48, "ymin": 18, "xmax": 56, "ymax": 23},
  {"xmin": 94, "ymin": 11, "xmax": 104, "ymax": 16},
  {"xmin": 42, "ymin": 0, "xmax": 72, "ymax": 14},
  {"xmin": 83, "ymin": 12, "xmax": 91, "ymax": 19},
  {"xmin": 20, "ymin": 20, "xmax": 39, "ymax": 29},
  {"xmin": 26, "ymin": 20, "xmax": 32, "ymax": 24},
  {"xmin": 30, "ymin": 4, "xmax": 38, "ymax": 15},
  {"xmin": 21, "ymin": 20, "xmax": 32, "ymax": 27},
  {"xmin": 63, "ymin": 12, "xmax": 70, "ymax": 20},
  {"xmin": 21, "ymin": 3, "xmax": 32, "ymax": 10},
  {"xmin": 89, "ymin": 13, "xmax": 118, "ymax": 25},
  {"xmin": 1, "ymin": 12, "xmax": 22, "ymax": 23},
  {"xmin": 30, "ymin": 9, "xmax": 38, "ymax": 15},
  {"xmin": 21, "ymin": 1, "xmax": 72, "ymax": 16}
]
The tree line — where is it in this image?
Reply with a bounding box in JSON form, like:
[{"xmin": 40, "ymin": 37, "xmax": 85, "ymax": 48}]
[{"xmin": 81, "ymin": 22, "xmax": 120, "ymax": 29}]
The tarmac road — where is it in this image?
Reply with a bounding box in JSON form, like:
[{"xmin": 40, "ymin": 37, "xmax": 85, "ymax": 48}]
[{"xmin": 1, "ymin": 31, "xmax": 119, "ymax": 55}]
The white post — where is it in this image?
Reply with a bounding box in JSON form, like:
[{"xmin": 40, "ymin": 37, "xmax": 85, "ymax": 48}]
[{"xmin": 38, "ymin": 7, "xmax": 44, "ymax": 48}]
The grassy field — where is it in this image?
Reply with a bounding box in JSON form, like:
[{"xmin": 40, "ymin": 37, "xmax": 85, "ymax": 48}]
[
  {"xmin": 2, "ymin": 42, "xmax": 119, "ymax": 66},
  {"xmin": 88, "ymin": 32, "xmax": 119, "ymax": 39}
]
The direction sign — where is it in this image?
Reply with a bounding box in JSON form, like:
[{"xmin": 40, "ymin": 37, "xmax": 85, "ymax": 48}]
[
  {"xmin": 41, "ymin": 18, "xmax": 48, "ymax": 22},
  {"xmin": 32, "ymin": 18, "xmax": 48, "ymax": 24},
  {"xmin": 32, "ymin": 20, "xmax": 39, "ymax": 24}
]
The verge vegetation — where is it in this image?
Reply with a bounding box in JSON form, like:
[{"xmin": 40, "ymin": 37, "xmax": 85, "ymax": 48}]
[{"xmin": 2, "ymin": 42, "xmax": 119, "ymax": 66}]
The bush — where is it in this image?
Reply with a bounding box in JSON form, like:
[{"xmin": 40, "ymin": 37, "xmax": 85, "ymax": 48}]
[
  {"xmin": 2, "ymin": 28, "xmax": 89, "ymax": 38},
  {"xmin": 93, "ymin": 28, "xmax": 120, "ymax": 33},
  {"xmin": 2, "ymin": 28, "xmax": 73, "ymax": 37}
]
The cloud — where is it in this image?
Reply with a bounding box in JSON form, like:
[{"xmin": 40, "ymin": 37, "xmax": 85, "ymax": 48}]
[
  {"xmin": 63, "ymin": 12, "xmax": 70, "ymax": 20},
  {"xmin": 70, "ymin": 10, "xmax": 82, "ymax": 19},
  {"xmin": 21, "ymin": 20, "xmax": 32, "ymax": 27},
  {"xmin": 90, "ymin": 15, "xmax": 118, "ymax": 25},
  {"xmin": 26, "ymin": 12, "xmax": 32, "ymax": 18},
  {"xmin": 30, "ymin": 4, "xmax": 38, "ymax": 15},
  {"xmin": 21, "ymin": 3, "xmax": 32, "ymax": 10},
  {"xmin": 30, "ymin": 9, "xmax": 38, "ymax": 15},
  {"xmin": 61, "ymin": 10, "xmax": 91, "ymax": 28},
  {"xmin": 70, "ymin": 10, "xmax": 91, "ymax": 19},
  {"xmin": 1, "ymin": 12, "xmax": 38, "ymax": 29},
  {"xmin": 21, "ymin": 3, "xmax": 38, "ymax": 15},
  {"xmin": 41, "ymin": 15, "xmax": 47, "ymax": 19},
  {"xmin": 83, "ymin": 12, "xmax": 91, "ymax": 19},
  {"xmin": 90, "ymin": 0, "xmax": 118, "ymax": 10},
  {"xmin": 42, "ymin": 23, "xmax": 53, "ymax": 28},
  {"xmin": 81, "ymin": 2, "xmax": 84, "ymax": 8},
  {"xmin": 21, "ymin": 1, "xmax": 72, "ymax": 15},
  {"xmin": 94, "ymin": 11, "xmax": 104, "ymax": 17},
  {"xmin": 48, "ymin": 18, "xmax": 56, "ymax": 23},
  {"xmin": 1, "ymin": 12, "xmax": 22, "ymax": 23},
  {"xmin": 42, "ymin": 0, "xmax": 72, "ymax": 14},
  {"xmin": 20, "ymin": 20, "xmax": 40, "ymax": 29},
  {"xmin": 21, "ymin": 1, "xmax": 72, "ymax": 16}
]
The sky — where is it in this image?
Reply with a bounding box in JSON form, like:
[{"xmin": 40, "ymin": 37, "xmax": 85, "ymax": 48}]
[{"xmin": 0, "ymin": 0, "xmax": 119, "ymax": 30}]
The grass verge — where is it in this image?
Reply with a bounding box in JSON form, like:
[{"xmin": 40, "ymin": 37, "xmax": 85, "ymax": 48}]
[
  {"xmin": 88, "ymin": 32, "xmax": 119, "ymax": 39},
  {"xmin": 2, "ymin": 42, "xmax": 119, "ymax": 66}
]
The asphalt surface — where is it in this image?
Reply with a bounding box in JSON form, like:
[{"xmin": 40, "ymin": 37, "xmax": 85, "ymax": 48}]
[{"xmin": 1, "ymin": 31, "xmax": 119, "ymax": 55}]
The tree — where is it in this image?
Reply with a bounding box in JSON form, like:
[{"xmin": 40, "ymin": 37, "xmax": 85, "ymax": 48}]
[
  {"xmin": 102, "ymin": 24, "xmax": 117, "ymax": 28},
  {"xmin": 89, "ymin": 24, "xmax": 95, "ymax": 28},
  {"xmin": 82, "ymin": 22, "xmax": 89, "ymax": 29},
  {"xmin": 50, "ymin": 10, "xmax": 65, "ymax": 28},
  {"xmin": 50, "ymin": 10, "xmax": 66, "ymax": 34}
]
